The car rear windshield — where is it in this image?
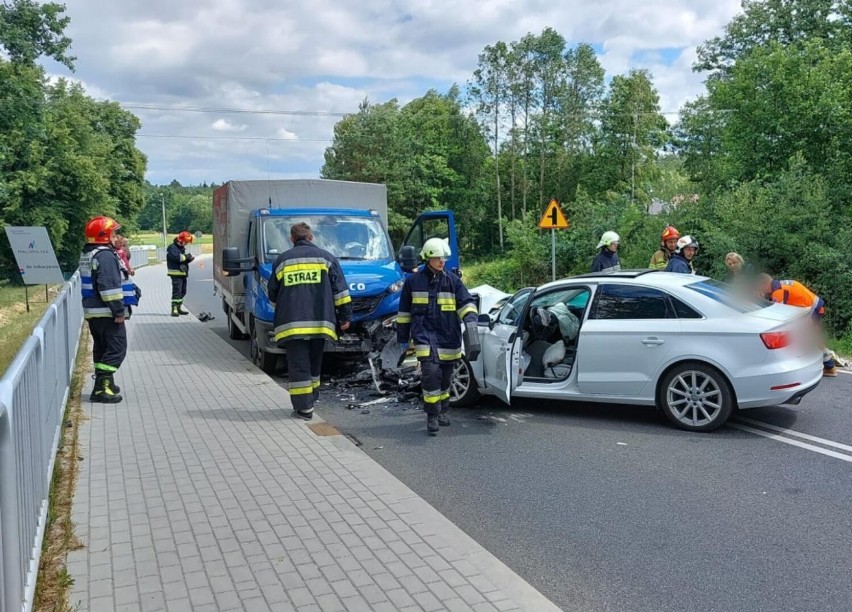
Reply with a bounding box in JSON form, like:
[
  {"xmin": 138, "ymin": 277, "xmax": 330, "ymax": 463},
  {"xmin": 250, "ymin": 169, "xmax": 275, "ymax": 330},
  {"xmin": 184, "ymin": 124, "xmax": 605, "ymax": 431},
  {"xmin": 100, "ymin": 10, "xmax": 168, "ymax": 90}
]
[{"xmin": 686, "ymin": 279, "xmax": 771, "ymax": 313}]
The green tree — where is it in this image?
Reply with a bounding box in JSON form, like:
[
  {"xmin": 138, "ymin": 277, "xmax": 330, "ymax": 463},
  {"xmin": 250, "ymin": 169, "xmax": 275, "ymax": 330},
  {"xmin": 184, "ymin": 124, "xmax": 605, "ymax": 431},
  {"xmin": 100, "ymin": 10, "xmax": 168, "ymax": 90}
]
[
  {"xmin": 0, "ymin": 0, "xmax": 75, "ymax": 68},
  {"xmin": 695, "ymin": 0, "xmax": 843, "ymax": 79}
]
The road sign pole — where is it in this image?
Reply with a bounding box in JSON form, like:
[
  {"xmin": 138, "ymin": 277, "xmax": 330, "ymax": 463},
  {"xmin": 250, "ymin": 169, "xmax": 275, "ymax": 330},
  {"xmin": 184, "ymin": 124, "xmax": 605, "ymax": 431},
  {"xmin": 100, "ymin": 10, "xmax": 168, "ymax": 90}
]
[{"xmin": 551, "ymin": 229, "xmax": 556, "ymax": 282}]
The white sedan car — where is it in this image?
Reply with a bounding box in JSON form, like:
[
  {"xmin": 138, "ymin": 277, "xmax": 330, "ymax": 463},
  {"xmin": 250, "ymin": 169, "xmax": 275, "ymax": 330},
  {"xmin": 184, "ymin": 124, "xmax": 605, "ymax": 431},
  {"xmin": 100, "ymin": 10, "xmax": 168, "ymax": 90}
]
[{"xmin": 451, "ymin": 270, "xmax": 823, "ymax": 432}]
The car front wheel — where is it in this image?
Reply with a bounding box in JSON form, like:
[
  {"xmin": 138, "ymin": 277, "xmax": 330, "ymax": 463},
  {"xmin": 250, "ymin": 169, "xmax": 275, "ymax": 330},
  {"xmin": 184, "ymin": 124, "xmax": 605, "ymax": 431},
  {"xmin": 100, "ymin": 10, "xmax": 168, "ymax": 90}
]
[
  {"xmin": 658, "ymin": 363, "xmax": 734, "ymax": 432},
  {"xmin": 449, "ymin": 358, "xmax": 480, "ymax": 407}
]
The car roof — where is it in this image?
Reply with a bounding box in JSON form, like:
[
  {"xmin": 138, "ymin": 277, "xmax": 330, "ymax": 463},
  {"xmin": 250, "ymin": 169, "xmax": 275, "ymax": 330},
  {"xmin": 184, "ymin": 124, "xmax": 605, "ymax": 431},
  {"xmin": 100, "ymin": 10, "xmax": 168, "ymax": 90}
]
[{"xmin": 537, "ymin": 269, "xmax": 709, "ymax": 291}]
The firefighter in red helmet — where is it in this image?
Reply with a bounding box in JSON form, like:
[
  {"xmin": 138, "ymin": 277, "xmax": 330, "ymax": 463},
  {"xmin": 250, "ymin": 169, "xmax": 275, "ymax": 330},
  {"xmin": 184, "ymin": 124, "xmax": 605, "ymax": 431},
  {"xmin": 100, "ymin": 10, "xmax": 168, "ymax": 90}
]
[
  {"xmin": 649, "ymin": 226, "xmax": 680, "ymax": 270},
  {"xmin": 79, "ymin": 216, "xmax": 129, "ymax": 403},
  {"xmin": 167, "ymin": 231, "xmax": 195, "ymax": 316}
]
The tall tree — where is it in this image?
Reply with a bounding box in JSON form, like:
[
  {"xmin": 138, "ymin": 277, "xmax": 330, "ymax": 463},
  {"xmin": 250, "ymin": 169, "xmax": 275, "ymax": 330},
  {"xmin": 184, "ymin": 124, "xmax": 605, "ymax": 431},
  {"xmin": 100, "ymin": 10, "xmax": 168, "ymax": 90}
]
[
  {"xmin": 470, "ymin": 42, "xmax": 508, "ymax": 248},
  {"xmin": 695, "ymin": 0, "xmax": 842, "ymax": 79},
  {"xmin": 0, "ymin": 0, "xmax": 75, "ymax": 69}
]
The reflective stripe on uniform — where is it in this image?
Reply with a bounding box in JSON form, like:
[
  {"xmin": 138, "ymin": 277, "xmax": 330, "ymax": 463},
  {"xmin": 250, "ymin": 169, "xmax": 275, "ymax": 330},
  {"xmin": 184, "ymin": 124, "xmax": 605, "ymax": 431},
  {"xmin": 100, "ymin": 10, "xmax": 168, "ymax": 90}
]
[
  {"xmin": 396, "ymin": 312, "xmax": 411, "ymax": 324},
  {"xmin": 311, "ymin": 377, "xmax": 321, "ymax": 389},
  {"xmin": 94, "ymin": 362, "xmax": 118, "ymax": 373},
  {"xmin": 273, "ymin": 320, "xmax": 337, "ymax": 342},
  {"xmin": 101, "ymin": 288, "xmax": 123, "ymax": 301},
  {"xmin": 412, "ymin": 291, "xmax": 429, "ymax": 305},
  {"xmin": 437, "ymin": 347, "xmax": 462, "ymax": 361},
  {"xmin": 288, "ymin": 379, "xmax": 315, "ymax": 395},
  {"xmin": 457, "ymin": 304, "xmax": 477, "ymax": 319},
  {"xmin": 84, "ymin": 307, "xmax": 115, "ymax": 319},
  {"xmin": 167, "ymin": 270, "xmax": 187, "ymax": 276},
  {"xmin": 423, "ymin": 388, "xmax": 443, "ymax": 404},
  {"xmin": 333, "ymin": 289, "xmax": 351, "ymax": 307},
  {"xmin": 415, "ymin": 344, "xmax": 431, "ymax": 358},
  {"xmin": 276, "ymin": 261, "xmax": 328, "ymax": 280}
]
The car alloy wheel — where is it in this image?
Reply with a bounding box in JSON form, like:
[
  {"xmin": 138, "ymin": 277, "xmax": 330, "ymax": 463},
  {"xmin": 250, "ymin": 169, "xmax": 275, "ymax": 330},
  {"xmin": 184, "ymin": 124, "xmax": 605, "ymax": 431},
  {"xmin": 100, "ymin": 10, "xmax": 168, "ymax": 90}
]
[
  {"xmin": 660, "ymin": 363, "xmax": 733, "ymax": 432},
  {"xmin": 449, "ymin": 358, "xmax": 480, "ymax": 407}
]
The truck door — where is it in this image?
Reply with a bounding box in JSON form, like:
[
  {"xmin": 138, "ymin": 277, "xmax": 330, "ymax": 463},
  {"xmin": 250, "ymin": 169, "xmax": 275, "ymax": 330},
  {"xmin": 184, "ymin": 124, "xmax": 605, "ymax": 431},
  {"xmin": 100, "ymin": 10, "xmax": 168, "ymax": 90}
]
[{"xmin": 401, "ymin": 211, "xmax": 460, "ymax": 275}]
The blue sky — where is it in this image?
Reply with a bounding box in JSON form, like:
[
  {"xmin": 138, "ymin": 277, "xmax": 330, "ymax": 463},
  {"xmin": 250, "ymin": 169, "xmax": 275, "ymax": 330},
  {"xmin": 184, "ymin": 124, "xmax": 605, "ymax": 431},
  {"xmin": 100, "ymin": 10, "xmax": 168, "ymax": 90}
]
[{"xmin": 57, "ymin": 0, "xmax": 741, "ymax": 185}]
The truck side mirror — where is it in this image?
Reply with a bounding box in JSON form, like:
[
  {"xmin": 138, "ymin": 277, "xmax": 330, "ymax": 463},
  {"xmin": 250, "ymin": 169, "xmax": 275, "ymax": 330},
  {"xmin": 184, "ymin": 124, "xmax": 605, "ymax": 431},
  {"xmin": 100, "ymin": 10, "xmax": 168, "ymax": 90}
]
[
  {"xmin": 222, "ymin": 247, "xmax": 252, "ymax": 276},
  {"xmin": 399, "ymin": 245, "xmax": 418, "ymax": 272}
]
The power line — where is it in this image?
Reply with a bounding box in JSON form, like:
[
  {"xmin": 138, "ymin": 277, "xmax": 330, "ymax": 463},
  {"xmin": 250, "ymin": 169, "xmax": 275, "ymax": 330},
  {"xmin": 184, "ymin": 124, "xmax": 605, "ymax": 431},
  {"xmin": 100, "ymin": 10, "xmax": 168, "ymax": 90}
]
[{"xmin": 122, "ymin": 103, "xmax": 348, "ymax": 117}]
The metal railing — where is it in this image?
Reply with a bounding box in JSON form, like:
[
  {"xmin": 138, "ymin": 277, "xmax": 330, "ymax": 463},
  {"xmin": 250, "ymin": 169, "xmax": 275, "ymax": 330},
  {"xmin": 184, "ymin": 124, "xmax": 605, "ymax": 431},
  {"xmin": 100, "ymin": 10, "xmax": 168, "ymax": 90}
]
[{"xmin": 0, "ymin": 273, "xmax": 82, "ymax": 612}]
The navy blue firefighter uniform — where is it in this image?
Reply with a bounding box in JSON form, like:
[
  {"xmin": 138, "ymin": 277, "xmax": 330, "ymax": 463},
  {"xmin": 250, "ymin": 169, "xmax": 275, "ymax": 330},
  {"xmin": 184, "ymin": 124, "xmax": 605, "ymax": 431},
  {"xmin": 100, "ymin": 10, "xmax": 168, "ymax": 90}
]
[
  {"xmin": 80, "ymin": 216, "xmax": 132, "ymax": 403},
  {"xmin": 166, "ymin": 232, "xmax": 194, "ymax": 316},
  {"xmin": 266, "ymin": 236, "xmax": 352, "ymax": 418},
  {"xmin": 396, "ymin": 265, "xmax": 478, "ymax": 428}
]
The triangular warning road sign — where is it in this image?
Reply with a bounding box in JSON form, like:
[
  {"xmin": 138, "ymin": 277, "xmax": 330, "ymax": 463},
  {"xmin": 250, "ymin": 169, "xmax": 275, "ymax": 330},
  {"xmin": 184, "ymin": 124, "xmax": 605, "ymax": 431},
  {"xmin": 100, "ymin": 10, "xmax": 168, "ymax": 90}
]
[{"xmin": 537, "ymin": 199, "xmax": 569, "ymax": 229}]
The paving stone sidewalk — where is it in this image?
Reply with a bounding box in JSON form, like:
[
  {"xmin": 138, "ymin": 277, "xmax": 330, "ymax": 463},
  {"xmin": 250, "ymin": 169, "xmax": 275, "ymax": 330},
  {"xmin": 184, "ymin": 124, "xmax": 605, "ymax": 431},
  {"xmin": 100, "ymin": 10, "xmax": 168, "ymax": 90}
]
[{"xmin": 67, "ymin": 260, "xmax": 562, "ymax": 611}]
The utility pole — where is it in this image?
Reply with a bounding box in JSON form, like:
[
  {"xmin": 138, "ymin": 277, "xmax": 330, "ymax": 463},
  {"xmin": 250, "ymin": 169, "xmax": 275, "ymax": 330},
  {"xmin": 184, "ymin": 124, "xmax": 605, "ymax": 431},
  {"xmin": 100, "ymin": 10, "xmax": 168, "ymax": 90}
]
[{"xmin": 161, "ymin": 193, "xmax": 167, "ymax": 248}]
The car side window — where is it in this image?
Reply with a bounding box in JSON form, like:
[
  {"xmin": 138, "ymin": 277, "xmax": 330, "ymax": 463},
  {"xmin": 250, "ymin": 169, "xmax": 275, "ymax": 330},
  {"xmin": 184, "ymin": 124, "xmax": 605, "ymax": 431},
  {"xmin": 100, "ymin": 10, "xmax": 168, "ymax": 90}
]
[
  {"xmin": 591, "ymin": 284, "xmax": 673, "ymax": 319},
  {"xmin": 670, "ymin": 296, "xmax": 703, "ymax": 319},
  {"xmin": 497, "ymin": 289, "xmax": 533, "ymax": 326}
]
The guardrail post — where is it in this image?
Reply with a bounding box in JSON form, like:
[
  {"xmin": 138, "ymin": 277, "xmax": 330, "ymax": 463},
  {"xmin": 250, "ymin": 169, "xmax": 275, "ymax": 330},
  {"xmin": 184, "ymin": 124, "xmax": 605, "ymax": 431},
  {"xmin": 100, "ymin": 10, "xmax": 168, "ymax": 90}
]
[{"xmin": 0, "ymin": 394, "xmax": 23, "ymax": 612}]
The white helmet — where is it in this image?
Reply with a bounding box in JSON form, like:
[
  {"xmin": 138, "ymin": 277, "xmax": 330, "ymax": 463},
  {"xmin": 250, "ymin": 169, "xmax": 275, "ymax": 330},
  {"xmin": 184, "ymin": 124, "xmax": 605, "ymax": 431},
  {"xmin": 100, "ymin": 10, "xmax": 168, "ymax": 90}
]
[
  {"xmin": 675, "ymin": 235, "xmax": 699, "ymax": 253},
  {"xmin": 596, "ymin": 231, "xmax": 620, "ymax": 249},
  {"xmin": 420, "ymin": 237, "xmax": 451, "ymax": 259}
]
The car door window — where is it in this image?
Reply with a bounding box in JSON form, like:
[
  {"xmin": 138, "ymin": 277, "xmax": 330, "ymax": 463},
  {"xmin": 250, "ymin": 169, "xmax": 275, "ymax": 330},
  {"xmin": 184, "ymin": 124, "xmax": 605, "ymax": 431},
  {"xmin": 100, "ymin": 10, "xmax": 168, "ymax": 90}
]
[
  {"xmin": 670, "ymin": 296, "xmax": 703, "ymax": 319},
  {"xmin": 591, "ymin": 284, "xmax": 673, "ymax": 319},
  {"xmin": 497, "ymin": 289, "xmax": 533, "ymax": 326}
]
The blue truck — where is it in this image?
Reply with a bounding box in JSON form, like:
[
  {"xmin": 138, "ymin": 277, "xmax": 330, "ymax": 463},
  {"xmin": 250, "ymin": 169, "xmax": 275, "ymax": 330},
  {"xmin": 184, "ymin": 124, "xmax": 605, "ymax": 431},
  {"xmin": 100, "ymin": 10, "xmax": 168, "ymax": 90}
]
[{"xmin": 213, "ymin": 179, "xmax": 460, "ymax": 374}]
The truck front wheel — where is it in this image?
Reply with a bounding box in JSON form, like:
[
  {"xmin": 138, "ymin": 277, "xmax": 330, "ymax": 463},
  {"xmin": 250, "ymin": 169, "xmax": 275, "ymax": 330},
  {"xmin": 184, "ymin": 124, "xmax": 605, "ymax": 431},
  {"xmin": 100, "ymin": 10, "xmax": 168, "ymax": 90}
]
[{"xmin": 250, "ymin": 319, "xmax": 278, "ymax": 375}]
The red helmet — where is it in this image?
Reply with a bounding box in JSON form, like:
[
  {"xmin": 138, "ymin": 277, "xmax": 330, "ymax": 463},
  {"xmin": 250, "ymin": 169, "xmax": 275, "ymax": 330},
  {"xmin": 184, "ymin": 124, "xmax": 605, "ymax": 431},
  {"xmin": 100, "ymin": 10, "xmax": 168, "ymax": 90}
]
[
  {"xmin": 85, "ymin": 216, "xmax": 121, "ymax": 244},
  {"xmin": 177, "ymin": 231, "xmax": 193, "ymax": 244},
  {"xmin": 661, "ymin": 226, "xmax": 680, "ymax": 242}
]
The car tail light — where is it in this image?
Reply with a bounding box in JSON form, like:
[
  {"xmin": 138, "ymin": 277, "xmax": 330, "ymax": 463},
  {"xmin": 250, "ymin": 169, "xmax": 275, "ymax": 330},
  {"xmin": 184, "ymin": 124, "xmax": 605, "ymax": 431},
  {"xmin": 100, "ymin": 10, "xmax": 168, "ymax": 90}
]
[{"xmin": 760, "ymin": 331, "xmax": 791, "ymax": 349}]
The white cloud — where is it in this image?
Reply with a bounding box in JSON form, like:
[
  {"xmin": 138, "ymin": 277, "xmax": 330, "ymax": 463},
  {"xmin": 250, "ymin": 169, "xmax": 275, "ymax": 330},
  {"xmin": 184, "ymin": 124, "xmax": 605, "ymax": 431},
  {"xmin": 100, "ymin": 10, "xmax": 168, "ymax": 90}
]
[
  {"xmin": 57, "ymin": 0, "xmax": 743, "ymax": 183},
  {"xmin": 211, "ymin": 119, "xmax": 247, "ymax": 132}
]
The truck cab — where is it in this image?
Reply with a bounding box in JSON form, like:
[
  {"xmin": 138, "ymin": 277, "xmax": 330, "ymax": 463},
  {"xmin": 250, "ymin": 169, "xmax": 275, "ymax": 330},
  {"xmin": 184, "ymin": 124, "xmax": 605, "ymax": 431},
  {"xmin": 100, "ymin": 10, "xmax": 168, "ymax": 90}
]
[{"xmin": 223, "ymin": 201, "xmax": 458, "ymax": 374}]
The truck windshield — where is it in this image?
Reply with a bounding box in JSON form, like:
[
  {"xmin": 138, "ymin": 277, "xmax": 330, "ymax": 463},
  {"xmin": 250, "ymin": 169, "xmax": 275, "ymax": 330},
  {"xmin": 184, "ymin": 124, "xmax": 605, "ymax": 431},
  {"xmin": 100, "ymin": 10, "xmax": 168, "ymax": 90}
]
[{"xmin": 262, "ymin": 215, "xmax": 393, "ymax": 263}]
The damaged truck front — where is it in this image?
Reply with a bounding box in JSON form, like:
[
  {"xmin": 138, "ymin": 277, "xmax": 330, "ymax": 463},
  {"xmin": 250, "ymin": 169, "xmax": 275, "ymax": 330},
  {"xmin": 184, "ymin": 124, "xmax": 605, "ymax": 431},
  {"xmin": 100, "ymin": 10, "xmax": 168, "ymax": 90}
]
[{"xmin": 214, "ymin": 179, "xmax": 460, "ymax": 374}]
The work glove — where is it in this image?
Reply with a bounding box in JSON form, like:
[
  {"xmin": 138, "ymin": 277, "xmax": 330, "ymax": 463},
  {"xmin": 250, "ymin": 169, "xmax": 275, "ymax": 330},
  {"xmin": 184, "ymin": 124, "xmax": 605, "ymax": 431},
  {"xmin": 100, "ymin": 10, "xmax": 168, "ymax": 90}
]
[
  {"xmin": 186, "ymin": 254, "xmax": 195, "ymax": 263},
  {"xmin": 463, "ymin": 321, "xmax": 481, "ymax": 362}
]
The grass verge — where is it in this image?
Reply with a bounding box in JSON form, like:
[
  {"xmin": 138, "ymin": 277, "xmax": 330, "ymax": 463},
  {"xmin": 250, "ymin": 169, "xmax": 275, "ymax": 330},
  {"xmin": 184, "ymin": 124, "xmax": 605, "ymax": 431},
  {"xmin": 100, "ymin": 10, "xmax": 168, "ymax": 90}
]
[
  {"xmin": 33, "ymin": 328, "xmax": 88, "ymax": 612},
  {"xmin": 0, "ymin": 284, "xmax": 61, "ymax": 373},
  {"xmin": 827, "ymin": 335, "xmax": 852, "ymax": 363}
]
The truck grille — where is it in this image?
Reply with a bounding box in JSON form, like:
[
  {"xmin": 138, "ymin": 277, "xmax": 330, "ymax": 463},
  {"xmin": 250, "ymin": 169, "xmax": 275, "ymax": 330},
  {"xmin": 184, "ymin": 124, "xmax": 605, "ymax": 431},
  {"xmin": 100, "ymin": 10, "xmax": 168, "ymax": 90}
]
[{"xmin": 351, "ymin": 295, "xmax": 383, "ymax": 316}]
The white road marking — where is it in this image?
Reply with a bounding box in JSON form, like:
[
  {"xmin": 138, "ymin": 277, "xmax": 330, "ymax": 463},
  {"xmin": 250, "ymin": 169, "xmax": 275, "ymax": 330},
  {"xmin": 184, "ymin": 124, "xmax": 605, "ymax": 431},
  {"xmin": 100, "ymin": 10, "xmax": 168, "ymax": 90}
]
[
  {"xmin": 735, "ymin": 416, "xmax": 852, "ymax": 453},
  {"xmin": 728, "ymin": 422, "xmax": 852, "ymax": 463}
]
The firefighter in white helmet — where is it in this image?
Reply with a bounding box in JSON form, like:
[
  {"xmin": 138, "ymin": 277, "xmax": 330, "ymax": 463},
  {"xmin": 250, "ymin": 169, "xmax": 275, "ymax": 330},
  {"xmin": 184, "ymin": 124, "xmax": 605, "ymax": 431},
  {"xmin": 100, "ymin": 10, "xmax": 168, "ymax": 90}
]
[
  {"xmin": 396, "ymin": 238, "xmax": 480, "ymax": 436},
  {"xmin": 592, "ymin": 231, "xmax": 621, "ymax": 272}
]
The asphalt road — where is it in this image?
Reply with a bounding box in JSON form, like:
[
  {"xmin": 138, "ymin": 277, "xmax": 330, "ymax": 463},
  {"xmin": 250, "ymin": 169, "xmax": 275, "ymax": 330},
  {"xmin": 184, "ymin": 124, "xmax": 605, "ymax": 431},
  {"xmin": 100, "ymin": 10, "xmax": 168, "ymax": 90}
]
[{"xmin": 184, "ymin": 257, "xmax": 852, "ymax": 612}]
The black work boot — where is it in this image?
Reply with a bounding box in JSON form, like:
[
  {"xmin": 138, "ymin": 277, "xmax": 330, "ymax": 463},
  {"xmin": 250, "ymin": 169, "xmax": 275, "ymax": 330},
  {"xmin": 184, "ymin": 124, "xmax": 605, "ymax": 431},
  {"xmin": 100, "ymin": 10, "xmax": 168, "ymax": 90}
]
[
  {"xmin": 107, "ymin": 373, "xmax": 120, "ymax": 394},
  {"xmin": 438, "ymin": 413, "xmax": 451, "ymax": 427},
  {"xmin": 91, "ymin": 372, "xmax": 122, "ymax": 404},
  {"xmin": 426, "ymin": 414, "xmax": 439, "ymax": 436},
  {"xmin": 177, "ymin": 304, "xmax": 189, "ymax": 315},
  {"xmin": 171, "ymin": 304, "xmax": 180, "ymax": 317}
]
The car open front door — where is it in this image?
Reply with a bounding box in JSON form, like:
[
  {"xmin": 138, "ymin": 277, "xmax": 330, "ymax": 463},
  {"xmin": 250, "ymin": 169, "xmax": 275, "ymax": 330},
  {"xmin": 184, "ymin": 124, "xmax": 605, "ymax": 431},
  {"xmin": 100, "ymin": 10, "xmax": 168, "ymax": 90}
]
[{"xmin": 481, "ymin": 288, "xmax": 533, "ymax": 405}]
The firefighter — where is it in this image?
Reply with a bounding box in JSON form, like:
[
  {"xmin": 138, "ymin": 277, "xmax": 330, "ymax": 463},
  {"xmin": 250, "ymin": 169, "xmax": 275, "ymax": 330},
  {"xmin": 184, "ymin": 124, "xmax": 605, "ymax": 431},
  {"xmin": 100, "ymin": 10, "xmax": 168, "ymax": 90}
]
[
  {"xmin": 167, "ymin": 231, "xmax": 195, "ymax": 316},
  {"xmin": 592, "ymin": 231, "xmax": 621, "ymax": 272},
  {"xmin": 266, "ymin": 222, "xmax": 352, "ymax": 419},
  {"xmin": 758, "ymin": 274, "xmax": 837, "ymax": 377},
  {"xmin": 649, "ymin": 226, "xmax": 680, "ymax": 270},
  {"xmin": 666, "ymin": 235, "xmax": 698, "ymax": 274},
  {"xmin": 397, "ymin": 238, "xmax": 480, "ymax": 436},
  {"xmin": 79, "ymin": 216, "xmax": 131, "ymax": 403}
]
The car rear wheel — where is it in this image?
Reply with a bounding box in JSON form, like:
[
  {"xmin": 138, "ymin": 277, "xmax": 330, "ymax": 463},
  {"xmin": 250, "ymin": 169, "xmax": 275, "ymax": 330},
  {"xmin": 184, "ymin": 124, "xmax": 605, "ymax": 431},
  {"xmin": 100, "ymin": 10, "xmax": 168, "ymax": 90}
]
[
  {"xmin": 658, "ymin": 363, "xmax": 733, "ymax": 432},
  {"xmin": 449, "ymin": 358, "xmax": 480, "ymax": 407}
]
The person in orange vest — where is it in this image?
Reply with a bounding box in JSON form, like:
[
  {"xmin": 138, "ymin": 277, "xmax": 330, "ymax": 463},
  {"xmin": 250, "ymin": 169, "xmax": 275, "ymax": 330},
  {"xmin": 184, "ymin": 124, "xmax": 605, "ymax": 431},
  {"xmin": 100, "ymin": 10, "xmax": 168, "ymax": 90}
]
[{"xmin": 758, "ymin": 274, "xmax": 837, "ymax": 376}]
